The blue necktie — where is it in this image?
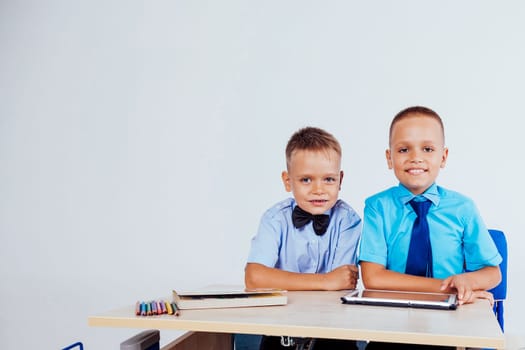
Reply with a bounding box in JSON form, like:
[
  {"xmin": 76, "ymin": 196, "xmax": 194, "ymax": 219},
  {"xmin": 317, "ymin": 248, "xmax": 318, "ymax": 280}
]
[{"xmin": 405, "ymin": 199, "xmax": 433, "ymax": 277}]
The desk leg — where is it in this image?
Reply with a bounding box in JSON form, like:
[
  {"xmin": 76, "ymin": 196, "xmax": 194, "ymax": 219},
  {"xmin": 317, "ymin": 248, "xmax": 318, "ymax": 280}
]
[{"xmin": 161, "ymin": 331, "xmax": 232, "ymax": 350}]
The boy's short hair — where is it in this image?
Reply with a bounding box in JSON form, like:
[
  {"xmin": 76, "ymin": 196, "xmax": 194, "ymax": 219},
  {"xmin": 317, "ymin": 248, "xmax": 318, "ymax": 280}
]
[
  {"xmin": 285, "ymin": 127, "xmax": 342, "ymax": 169},
  {"xmin": 389, "ymin": 106, "xmax": 445, "ymax": 146}
]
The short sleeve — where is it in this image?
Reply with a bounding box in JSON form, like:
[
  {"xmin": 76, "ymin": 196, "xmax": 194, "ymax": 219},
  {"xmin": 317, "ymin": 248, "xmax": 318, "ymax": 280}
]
[
  {"xmin": 462, "ymin": 201, "xmax": 502, "ymax": 271},
  {"xmin": 331, "ymin": 205, "xmax": 362, "ymax": 268},
  {"xmin": 246, "ymin": 211, "xmax": 283, "ymax": 267},
  {"xmin": 358, "ymin": 199, "xmax": 388, "ymax": 266}
]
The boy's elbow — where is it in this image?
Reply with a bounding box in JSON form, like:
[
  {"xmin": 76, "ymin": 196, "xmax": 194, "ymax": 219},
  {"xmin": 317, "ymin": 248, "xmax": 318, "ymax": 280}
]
[
  {"xmin": 360, "ymin": 262, "xmax": 383, "ymax": 289},
  {"xmin": 492, "ymin": 265, "xmax": 502, "ymax": 288},
  {"xmin": 245, "ymin": 276, "xmax": 256, "ymax": 289},
  {"xmin": 362, "ymin": 274, "xmax": 381, "ymax": 289},
  {"xmin": 244, "ymin": 263, "xmax": 261, "ymax": 289}
]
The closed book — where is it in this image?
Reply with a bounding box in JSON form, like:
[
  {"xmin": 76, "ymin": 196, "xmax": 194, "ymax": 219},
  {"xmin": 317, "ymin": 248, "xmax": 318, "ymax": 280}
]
[{"xmin": 172, "ymin": 288, "xmax": 288, "ymax": 310}]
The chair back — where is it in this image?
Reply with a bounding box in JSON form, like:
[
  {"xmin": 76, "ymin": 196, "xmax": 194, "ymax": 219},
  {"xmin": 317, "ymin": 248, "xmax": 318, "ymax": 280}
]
[
  {"xmin": 488, "ymin": 229, "xmax": 507, "ymax": 331},
  {"xmin": 62, "ymin": 342, "xmax": 83, "ymax": 350}
]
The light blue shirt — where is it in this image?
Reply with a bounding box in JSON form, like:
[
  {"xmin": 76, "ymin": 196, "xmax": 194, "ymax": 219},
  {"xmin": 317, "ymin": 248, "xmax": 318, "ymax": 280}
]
[
  {"xmin": 247, "ymin": 198, "xmax": 362, "ymax": 273},
  {"xmin": 358, "ymin": 183, "xmax": 502, "ymax": 278}
]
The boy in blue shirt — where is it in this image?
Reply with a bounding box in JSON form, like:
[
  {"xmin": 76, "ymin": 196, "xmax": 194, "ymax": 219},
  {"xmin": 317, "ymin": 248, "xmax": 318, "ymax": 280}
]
[
  {"xmin": 245, "ymin": 126, "xmax": 362, "ymax": 350},
  {"xmin": 359, "ymin": 106, "xmax": 502, "ymax": 350}
]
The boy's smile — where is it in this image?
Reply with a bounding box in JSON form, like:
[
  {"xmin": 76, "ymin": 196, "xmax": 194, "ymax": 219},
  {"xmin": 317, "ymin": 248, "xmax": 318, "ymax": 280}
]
[
  {"xmin": 386, "ymin": 114, "xmax": 448, "ymax": 195},
  {"xmin": 281, "ymin": 149, "xmax": 343, "ymax": 215},
  {"xmin": 407, "ymin": 167, "xmax": 426, "ymax": 175}
]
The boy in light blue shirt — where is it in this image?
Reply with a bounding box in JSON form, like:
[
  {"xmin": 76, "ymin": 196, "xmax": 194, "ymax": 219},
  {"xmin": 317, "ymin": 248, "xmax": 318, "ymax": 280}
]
[
  {"xmin": 245, "ymin": 126, "xmax": 361, "ymax": 349},
  {"xmin": 359, "ymin": 106, "xmax": 502, "ymax": 350}
]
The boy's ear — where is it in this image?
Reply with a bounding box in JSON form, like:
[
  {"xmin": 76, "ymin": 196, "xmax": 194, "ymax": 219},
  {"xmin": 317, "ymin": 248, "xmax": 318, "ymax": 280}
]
[
  {"xmin": 385, "ymin": 149, "xmax": 393, "ymax": 169},
  {"xmin": 281, "ymin": 171, "xmax": 292, "ymax": 192},
  {"xmin": 339, "ymin": 170, "xmax": 344, "ymax": 190},
  {"xmin": 440, "ymin": 147, "xmax": 449, "ymax": 168}
]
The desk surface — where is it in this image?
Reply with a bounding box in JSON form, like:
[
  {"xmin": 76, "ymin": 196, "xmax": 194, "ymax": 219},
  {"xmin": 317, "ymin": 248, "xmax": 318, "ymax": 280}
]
[{"xmin": 88, "ymin": 290, "xmax": 504, "ymax": 349}]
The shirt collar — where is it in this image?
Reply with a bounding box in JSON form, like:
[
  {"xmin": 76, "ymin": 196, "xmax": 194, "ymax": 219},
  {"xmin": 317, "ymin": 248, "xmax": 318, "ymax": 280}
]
[
  {"xmin": 396, "ymin": 183, "xmax": 440, "ymax": 206},
  {"xmin": 291, "ymin": 199, "xmax": 333, "ymax": 216}
]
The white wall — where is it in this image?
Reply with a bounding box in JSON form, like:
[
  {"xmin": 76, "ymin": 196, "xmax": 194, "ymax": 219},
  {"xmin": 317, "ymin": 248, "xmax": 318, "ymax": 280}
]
[{"xmin": 1, "ymin": 1, "xmax": 524, "ymax": 349}]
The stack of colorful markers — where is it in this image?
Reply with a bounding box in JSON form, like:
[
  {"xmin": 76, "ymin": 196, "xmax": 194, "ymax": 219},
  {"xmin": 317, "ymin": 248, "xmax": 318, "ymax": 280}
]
[{"xmin": 135, "ymin": 300, "xmax": 180, "ymax": 317}]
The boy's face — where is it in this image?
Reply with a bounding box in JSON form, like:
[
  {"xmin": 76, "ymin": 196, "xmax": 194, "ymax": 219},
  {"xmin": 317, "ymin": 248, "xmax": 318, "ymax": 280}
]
[
  {"xmin": 386, "ymin": 114, "xmax": 448, "ymax": 195},
  {"xmin": 281, "ymin": 149, "xmax": 343, "ymax": 215}
]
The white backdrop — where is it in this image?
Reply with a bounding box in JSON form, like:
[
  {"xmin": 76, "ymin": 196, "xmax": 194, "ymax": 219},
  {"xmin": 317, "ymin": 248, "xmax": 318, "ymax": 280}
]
[{"xmin": 1, "ymin": 1, "xmax": 524, "ymax": 349}]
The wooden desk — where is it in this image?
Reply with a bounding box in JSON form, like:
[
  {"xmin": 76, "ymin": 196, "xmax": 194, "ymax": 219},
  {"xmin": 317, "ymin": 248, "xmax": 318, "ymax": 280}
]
[{"xmin": 88, "ymin": 290, "xmax": 505, "ymax": 350}]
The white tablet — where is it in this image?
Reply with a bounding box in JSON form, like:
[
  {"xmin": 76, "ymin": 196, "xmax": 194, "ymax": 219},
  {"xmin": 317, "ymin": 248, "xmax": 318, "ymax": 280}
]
[{"xmin": 341, "ymin": 289, "xmax": 458, "ymax": 310}]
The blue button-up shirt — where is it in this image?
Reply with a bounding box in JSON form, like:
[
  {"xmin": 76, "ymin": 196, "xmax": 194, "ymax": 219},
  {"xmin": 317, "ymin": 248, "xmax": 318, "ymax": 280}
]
[
  {"xmin": 358, "ymin": 183, "xmax": 502, "ymax": 278},
  {"xmin": 247, "ymin": 198, "xmax": 362, "ymax": 273}
]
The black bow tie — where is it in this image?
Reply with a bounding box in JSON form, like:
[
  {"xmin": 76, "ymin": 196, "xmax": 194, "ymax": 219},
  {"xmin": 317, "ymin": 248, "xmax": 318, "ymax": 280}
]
[{"xmin": 292, "ymin": 206, "xmax": 330, "ymax": 236}]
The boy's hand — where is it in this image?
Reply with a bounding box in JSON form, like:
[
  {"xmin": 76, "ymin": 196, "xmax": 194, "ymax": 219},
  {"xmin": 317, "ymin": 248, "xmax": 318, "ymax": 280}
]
[
  {"xmin": 441, "ymin": 273, "xmax": 472, "ymax": 304},
  {"xmin": 440, "ymin": 273, "xmax": 494, "ymax": 305},
  {"xmin": 468, "ymin": 290, "xmax": 495, "ymax": 306},
  {"xmin": 325, "ymin": 265, "xmax": 358, "ymax": 290}
]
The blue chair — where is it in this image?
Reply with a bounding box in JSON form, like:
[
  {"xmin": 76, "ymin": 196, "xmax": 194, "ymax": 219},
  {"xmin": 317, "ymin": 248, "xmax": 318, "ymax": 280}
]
[
  {"xmin": 62, "ymin": 330, "xmax": 160, "ymax": 350},
  {"xmin": 488, "ymin": 229, "xmax": 507, "ymax": 331},
  {"xmin": 62, "ymin": 342, "xmax": 83, "ymax": 350}
]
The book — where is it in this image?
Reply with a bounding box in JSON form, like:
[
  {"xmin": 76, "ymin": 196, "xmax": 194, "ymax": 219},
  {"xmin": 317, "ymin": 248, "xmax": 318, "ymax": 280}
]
[{"xmin": 172, "ymin": 288, "xmax": 288, "ymax": 310}]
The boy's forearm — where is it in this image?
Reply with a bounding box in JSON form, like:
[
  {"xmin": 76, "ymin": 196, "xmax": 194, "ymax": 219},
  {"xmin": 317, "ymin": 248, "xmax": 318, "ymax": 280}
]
[
  {"xmin": 360, "ymin": 262, "xmax": 445, "ymax": 293},
  {"xmin": 369, "ymin": 272, "xmax": 444, "ymax": 293},
  {"xmin": 464, "ymin": 266, "xmax": 501, "ymax": 291},
  {"xmin": 361, "ymin": 262, "xmax": 502, "ymax": 294},
  {"xmin": 245, "ymin": 263, "xmax": 335, "ymax": 291}
]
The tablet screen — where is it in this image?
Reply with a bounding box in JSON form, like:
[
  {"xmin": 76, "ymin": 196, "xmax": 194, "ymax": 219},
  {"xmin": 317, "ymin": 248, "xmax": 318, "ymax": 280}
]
[{"xmin": 341, "ymin": 289, "xmax": 457, "ymax": 310}]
